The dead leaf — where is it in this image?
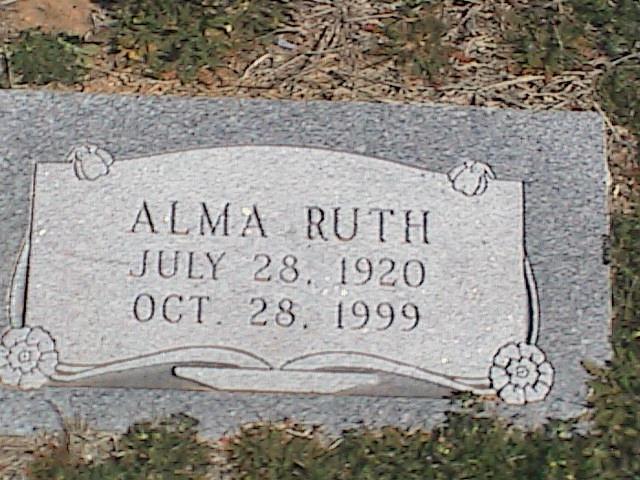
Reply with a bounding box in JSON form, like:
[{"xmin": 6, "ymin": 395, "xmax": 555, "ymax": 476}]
[
  {"xmin": 197, "ymin": 67, "xmax": 216, "ymax": 86},
  {"xmin": 159, "ymin": 70, "xmax": 178, "ymax": 81},
  {"xmin": 450, "ymin": 50, "xmax": 473, "ymax": 63}
]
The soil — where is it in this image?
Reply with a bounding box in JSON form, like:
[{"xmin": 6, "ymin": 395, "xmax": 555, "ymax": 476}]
[{"xmin": 0, "ymin": 0, "xmax": 97, "ymax": 38}]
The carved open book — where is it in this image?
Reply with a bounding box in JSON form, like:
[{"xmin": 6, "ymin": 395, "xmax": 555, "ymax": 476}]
[{"xmin": 3, "ymin": 145, "xmax": 553, "ymax": 405}]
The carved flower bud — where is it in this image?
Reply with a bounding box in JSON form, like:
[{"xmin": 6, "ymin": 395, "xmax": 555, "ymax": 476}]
[
  {"xmin": 447, "ymin": 161, "xmax": 496, "ymax": 196},
  {"xmin": 68, "ymin": 145, "xmax": 114, "ymax": 181}
]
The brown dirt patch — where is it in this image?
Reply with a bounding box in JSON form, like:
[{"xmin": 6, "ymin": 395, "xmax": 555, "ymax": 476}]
[{"xmin": 0, "ymin": 0, "xmax": 97, "ymax": 37}]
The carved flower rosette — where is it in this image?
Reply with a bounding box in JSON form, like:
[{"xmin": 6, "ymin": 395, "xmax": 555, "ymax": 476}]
[
  {"xmin": 489, "ymin": 342, "xmax": 554, "ymax": 405},
  {"xmin": 0, "ymin": 327, "xmax": 58, "ymax": 389}
]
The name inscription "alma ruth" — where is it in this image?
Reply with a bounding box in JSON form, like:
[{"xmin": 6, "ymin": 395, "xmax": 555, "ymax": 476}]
[{"xmin": 129, "ymin": 201, "xmax": 430, "ymax": 244}]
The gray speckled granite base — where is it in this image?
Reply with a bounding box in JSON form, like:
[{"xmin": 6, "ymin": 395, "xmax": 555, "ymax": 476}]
[{"xmin": 0, "ymin": 91, "xmax": 609, "ymax": 437}]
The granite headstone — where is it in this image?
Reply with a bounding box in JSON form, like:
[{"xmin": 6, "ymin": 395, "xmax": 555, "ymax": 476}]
[{"xmin": 0, "ymin": 91, "xmax": 610, "ymax": 436}]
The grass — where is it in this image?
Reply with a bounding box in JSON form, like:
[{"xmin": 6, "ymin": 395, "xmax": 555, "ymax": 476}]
[
  {"xmin": 502, "ymin": 2, "xmax": 593, "ymax": 74},
  {"xmin": 28, "ymin": 414, "xmax": 211, "ymax": 479},
  {"xmin": 107, "ymin": 0, "xmax": 290, "ymax": 82},
  {"xmin": 571, "ymin": 0, "xmax": 640, "ymax": 57},
  {"xmin": 502, "ymin": 0, "xmax": 640, "ymax": 74},
  {"xmin": 503, "ymin": 0, "xmax": 640, "ymax": 144},
  {"xmin": 3, "ymin": 30, "xmax": 93, "ymax": 85},
  {"xmin": 598, "ymin": 63, "xmax": 640, "ymax": 143},
  {"xmin": 378, "ymin": 2, "xmax": 452, "ymax": 81}
]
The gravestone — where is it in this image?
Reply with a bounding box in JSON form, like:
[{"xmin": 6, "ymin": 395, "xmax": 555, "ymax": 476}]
[{"xmin": 0, "ymin": 91, "xmax": 610, "ymax": 436}]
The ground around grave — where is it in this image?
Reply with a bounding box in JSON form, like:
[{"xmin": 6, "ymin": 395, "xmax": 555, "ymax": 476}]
[{"xmin": 0, "ymin": 0, "xmax": 638, "ymax": 479}]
